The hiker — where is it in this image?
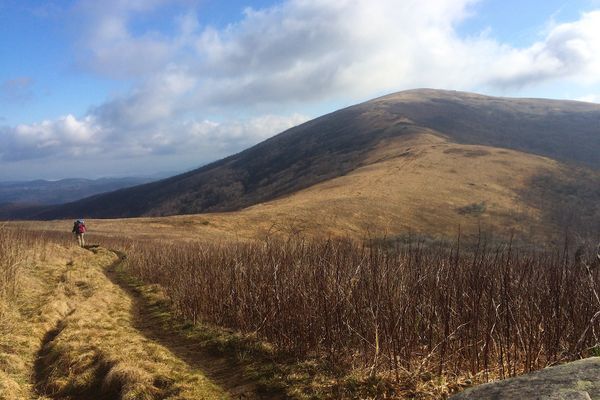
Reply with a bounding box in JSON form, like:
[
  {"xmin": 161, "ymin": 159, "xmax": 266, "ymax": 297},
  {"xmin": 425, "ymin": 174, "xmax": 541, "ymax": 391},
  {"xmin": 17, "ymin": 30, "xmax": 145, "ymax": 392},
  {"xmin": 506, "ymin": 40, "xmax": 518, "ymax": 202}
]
[{"xmin": 72, "ymin": 219, "xmax": 87, "ymax": 247}]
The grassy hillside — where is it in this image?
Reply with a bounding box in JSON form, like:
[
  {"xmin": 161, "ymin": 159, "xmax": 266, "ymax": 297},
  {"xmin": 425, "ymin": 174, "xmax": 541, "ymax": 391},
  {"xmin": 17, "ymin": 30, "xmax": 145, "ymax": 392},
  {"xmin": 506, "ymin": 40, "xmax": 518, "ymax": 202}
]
[
  {"xmin": 21, "ymin": 89, "xmax": 600, "ymax": 221},
  {"xmin": 20, "ymin": 132, "xmax": 599, "ymax": 241}
]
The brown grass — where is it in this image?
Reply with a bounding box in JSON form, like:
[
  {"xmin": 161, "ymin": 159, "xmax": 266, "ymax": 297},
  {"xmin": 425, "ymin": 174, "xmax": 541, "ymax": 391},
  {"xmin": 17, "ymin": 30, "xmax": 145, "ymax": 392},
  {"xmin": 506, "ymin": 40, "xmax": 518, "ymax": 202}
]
[
  {"xmin": 0, "ymin": 227, "xmax": 27, "ymax": 302},
  {"xmin": 0, "ymin": 229, "xmax": 74, "ymax": 399},
  {"xmin": 239, "ymin": 133, "xmax": 554, "ymax": 238}
]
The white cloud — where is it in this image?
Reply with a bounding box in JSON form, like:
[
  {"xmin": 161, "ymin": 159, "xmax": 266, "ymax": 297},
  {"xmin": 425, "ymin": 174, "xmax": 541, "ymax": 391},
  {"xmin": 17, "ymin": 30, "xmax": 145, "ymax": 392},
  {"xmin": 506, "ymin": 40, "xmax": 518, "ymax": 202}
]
[
  {"xmin": 74, "ymin": 0, "xmax": 600, "ymax": 106},
  {"xmin": 577, "ymin": 94, "xmax": 600, "ymax": 103},
  {"xmin": 72, "ymin": 0, "xmax": 198, "ymax": 78},
  {"xmin": 1, "ymin": 115, "xmax": 102, "ymax": 161},
  {"xmin": 183, "ymin": 113, "xmax": 310, "ymax": 150},
  {"xmin": 93, "ymin": 66, "xmax": 198, "ymax": 129},
  {"xmin": 0, "ymin": 111, "xmax": 308, "ymax": 164},
  {"xmin": 191, "ymin": 0, "xmax": 478, "ymax": 105},
  {"xmin": 71, "ymin": 0, "xmax": 600, "ymax": 105},
  {"xmin": 82, "ymin": 18, "xmax": 174, "ymax": 78},
  {"xmin": 486, "ymin": 11, "xmax": 600, "ymax": 88}
]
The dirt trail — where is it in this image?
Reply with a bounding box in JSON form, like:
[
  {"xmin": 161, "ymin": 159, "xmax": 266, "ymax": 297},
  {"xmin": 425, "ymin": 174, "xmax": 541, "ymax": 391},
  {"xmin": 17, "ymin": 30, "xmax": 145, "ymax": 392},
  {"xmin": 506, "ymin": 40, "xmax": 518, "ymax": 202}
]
[{"xmin": 103, "ymin": 250, "xmax": 283, "ymax": 400}]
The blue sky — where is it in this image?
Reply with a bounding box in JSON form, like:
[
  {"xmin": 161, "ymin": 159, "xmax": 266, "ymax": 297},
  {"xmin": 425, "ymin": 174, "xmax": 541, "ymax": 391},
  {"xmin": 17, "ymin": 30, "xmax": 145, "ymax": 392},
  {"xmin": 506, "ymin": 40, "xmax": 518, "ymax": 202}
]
[{"xmin": 1, "ymin": 0, "xmax": 600, "ymax": 180}]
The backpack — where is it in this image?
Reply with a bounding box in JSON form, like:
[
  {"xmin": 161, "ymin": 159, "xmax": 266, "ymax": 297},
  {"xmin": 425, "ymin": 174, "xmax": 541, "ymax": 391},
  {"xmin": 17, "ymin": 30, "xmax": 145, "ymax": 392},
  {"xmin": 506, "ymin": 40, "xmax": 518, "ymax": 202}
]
[{"xmin": 76, "ymin": 222, "xmax": 86, "ymax": 234}]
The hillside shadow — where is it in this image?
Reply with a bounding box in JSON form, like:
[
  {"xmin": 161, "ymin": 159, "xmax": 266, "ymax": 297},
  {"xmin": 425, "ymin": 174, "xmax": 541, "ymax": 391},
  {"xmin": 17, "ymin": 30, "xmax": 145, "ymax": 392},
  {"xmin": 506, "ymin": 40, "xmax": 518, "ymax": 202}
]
[{"xmin": 517, "ymin": 167, "xmax": 600, "ymax": 239}]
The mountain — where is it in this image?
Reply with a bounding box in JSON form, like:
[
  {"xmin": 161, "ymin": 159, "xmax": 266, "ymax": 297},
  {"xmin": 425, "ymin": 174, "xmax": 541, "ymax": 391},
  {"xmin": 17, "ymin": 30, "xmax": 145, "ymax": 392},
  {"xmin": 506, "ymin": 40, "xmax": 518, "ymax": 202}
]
[{"xmin": 9, "ymin": 89, "xmax": 600, "ymax": 236}]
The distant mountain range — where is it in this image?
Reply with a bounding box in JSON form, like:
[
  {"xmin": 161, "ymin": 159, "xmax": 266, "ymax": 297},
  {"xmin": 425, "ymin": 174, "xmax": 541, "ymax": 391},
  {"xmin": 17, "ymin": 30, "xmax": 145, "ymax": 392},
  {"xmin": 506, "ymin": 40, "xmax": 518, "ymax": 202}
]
[
  {"xmin": 4, "ymin": 89, "xmax": 599, "ymax": 237},
  {"xmin": 0, "ymin": 177, "xmax": 154, "ymax": 218}
]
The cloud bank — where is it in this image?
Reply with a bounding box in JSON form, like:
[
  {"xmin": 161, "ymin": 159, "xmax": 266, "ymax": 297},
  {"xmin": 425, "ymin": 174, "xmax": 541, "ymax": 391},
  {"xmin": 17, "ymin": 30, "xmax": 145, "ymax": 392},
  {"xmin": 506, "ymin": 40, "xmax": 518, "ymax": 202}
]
[{"xmin": 3, "ymin": 0, "xmax": 600, "ymax": 179}]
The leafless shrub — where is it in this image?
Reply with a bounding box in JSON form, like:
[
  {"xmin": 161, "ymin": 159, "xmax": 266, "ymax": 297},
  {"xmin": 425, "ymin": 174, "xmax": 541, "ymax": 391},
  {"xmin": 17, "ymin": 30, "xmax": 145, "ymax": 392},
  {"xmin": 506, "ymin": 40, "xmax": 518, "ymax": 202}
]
[
  {"xmin": 0, "ymin": 227, "xmax": 73, "ymax": 304},
  {"xmin": 117, "ymin": 234, "xmax": 600, "ymax": 381},
  {"xmin": 0, "ymin": 227, "xmax": 28, "ymax": 301}
]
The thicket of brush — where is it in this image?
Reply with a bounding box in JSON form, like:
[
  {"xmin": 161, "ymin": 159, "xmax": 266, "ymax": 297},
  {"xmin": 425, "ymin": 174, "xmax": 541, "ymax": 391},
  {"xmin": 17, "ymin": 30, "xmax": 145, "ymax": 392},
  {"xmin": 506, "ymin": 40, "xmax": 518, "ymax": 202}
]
[
  {"xmin": 0, "ymin": 228, "xmax": 71, "ymax": 304},
  {"xmin": 0, "ymin": 228, "xmax": 28, "ymax": 302},
  {"xmin": 121, "ymin": 235, "xmax": 600, "ymax": 381}
]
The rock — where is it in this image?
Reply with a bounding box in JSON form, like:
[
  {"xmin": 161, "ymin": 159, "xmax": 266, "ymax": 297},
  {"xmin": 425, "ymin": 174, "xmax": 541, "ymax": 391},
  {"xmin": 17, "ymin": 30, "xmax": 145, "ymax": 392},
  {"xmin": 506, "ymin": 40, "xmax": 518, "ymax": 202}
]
[{"xmin": 451, "ymin": 358, "xmax": 600, "ymax": 400}]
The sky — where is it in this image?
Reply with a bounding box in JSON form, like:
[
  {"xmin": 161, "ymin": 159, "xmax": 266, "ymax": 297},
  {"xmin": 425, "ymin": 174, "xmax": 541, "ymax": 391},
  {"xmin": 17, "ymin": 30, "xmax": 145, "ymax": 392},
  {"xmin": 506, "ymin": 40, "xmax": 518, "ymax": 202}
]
[{"xmin": 1, "ymin": 0, "xmax": 600, "ymax": 180}]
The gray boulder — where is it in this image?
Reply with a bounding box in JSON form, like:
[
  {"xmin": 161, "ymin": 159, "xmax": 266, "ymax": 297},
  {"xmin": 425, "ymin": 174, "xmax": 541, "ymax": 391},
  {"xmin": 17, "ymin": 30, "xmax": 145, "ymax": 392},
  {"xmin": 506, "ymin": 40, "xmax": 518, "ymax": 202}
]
[{"xmin": 451, "ymin": 358, "xmax": 600, "ymax": 400}]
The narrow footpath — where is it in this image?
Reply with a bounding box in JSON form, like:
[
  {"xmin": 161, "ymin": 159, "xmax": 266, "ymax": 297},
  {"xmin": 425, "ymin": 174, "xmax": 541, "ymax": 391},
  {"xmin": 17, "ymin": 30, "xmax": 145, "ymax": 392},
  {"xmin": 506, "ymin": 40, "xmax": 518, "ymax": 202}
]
[{"xmin": 103, "ymin": 249, "xmax": 283, "ymax": 400}]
